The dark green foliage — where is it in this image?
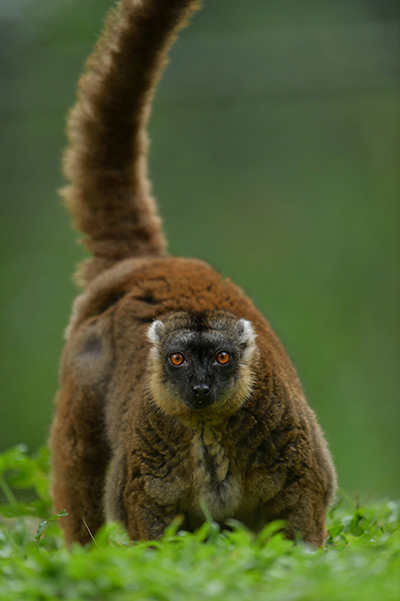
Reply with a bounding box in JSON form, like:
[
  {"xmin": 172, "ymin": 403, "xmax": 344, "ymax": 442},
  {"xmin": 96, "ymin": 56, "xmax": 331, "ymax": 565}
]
[
  {"xmin": 0, "ymin": 0, "xmax": 399, "ymax": 499},
  {"xmin": 0, "ymin": 446, "xmax": 399, "ymax": 600}
]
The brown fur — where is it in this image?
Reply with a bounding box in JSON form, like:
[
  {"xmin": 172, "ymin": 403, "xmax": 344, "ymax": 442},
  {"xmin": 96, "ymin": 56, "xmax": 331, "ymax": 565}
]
[{"xmin": 50, "ymin": 0, "xmax": 336, "ymax": 548}]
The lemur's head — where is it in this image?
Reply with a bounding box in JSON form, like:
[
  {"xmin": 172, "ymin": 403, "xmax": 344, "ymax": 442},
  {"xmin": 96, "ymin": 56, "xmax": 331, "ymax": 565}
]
[{"xmin": 147, "ymin": 310, "xmax": 257, "ymax": 420}]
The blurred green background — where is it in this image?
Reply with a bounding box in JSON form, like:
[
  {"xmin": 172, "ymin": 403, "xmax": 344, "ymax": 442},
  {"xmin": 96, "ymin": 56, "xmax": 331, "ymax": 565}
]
[{"xmin": 0, "ymin": 0, "xmax": 399, "ymax": 498}]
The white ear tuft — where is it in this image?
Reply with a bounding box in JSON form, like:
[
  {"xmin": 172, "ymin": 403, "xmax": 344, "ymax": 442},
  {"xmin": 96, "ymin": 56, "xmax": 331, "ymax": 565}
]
[
  {"xmin": 237, "ymin": 319, "xmax": 256, "ymax": 346},
  {"xmin": 147, "ymin": 320, "xmax": 165, "ymax": 345},
  {"xmin": 237, "ymin": 319, "xmax": 257, "ymax": 363}
]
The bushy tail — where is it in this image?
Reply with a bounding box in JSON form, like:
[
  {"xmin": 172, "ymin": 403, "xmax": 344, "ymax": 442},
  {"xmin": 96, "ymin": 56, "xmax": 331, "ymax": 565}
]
[{"xmin": 62, "ymin": 0, "xmax": 201, "ymax": 284}]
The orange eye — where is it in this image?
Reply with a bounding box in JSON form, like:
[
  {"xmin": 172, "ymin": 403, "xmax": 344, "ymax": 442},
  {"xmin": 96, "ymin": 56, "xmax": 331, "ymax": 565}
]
[
  {"xmin": 216, "ymin": 351, "xmax": 230, "ymax": 365},
  {"xmin": 169, "ymin": 353, "xmax": 185, "ymax": 366}
]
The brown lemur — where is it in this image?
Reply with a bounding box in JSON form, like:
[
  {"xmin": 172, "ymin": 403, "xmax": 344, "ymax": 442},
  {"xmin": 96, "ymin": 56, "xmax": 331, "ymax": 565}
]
[{"xmin": 50, "ymin": 0, "xmax": 336, "ymax": 547}]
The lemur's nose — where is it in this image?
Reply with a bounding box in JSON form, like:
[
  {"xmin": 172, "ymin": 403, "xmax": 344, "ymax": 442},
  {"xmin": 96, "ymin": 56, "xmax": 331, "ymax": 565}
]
[{"xmin": 191, "ymin": 384, "xmax": 210, "ymax": 399}]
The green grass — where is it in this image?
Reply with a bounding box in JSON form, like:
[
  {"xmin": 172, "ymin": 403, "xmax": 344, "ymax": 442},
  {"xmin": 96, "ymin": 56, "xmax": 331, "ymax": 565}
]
[{"xmin": 0, "ymin": 446, "xmax": 399, "ymax": 600}]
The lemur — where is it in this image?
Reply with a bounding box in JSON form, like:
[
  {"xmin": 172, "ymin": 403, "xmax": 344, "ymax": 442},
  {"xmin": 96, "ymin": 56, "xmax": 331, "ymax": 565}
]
[{"xmin": 50, "ymin": 0, "xmax": 336, "ymax": 547}]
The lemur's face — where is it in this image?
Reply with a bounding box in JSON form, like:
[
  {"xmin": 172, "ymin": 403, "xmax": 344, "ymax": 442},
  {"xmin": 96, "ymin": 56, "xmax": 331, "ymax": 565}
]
[
  {"xmin": 164, "ymin": 328, "xmax": 241, "ymax": 410},
  {"xmin": 147, "ymin": 311, "xmax": 257, "ymax": 418}
]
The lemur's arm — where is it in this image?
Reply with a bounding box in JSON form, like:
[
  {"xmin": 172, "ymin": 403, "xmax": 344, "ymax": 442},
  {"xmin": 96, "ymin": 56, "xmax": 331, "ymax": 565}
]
[{"xmin": 62, "ymin": 0, "xmax": 200, "ymax": 283}]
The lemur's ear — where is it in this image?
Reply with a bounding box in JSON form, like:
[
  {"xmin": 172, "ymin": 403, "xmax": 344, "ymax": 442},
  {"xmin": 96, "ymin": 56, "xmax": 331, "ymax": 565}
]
[
  {"xmin": 147, "ymin": 320, "xmax": 165, "ymax": 345},
  {"xmin": 236, "ymin": 319, "xmax": 256, "ymax": 345},
  {"xmin": 236, "ymin": 319, "xmax": 257, "ymax": 362}
]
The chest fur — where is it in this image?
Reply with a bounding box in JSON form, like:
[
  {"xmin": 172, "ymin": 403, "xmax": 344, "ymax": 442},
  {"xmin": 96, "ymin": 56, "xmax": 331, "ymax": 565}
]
[{"xmin": 190, "ymin": 426, "xmax": 241, "ymax": 520}]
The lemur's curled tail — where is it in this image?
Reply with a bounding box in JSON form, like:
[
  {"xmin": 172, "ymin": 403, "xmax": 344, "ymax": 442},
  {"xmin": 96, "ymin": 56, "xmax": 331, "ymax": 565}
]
[{"xmin": 62, "ymin": 0, "xmax": 201, "ymax": 284}]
